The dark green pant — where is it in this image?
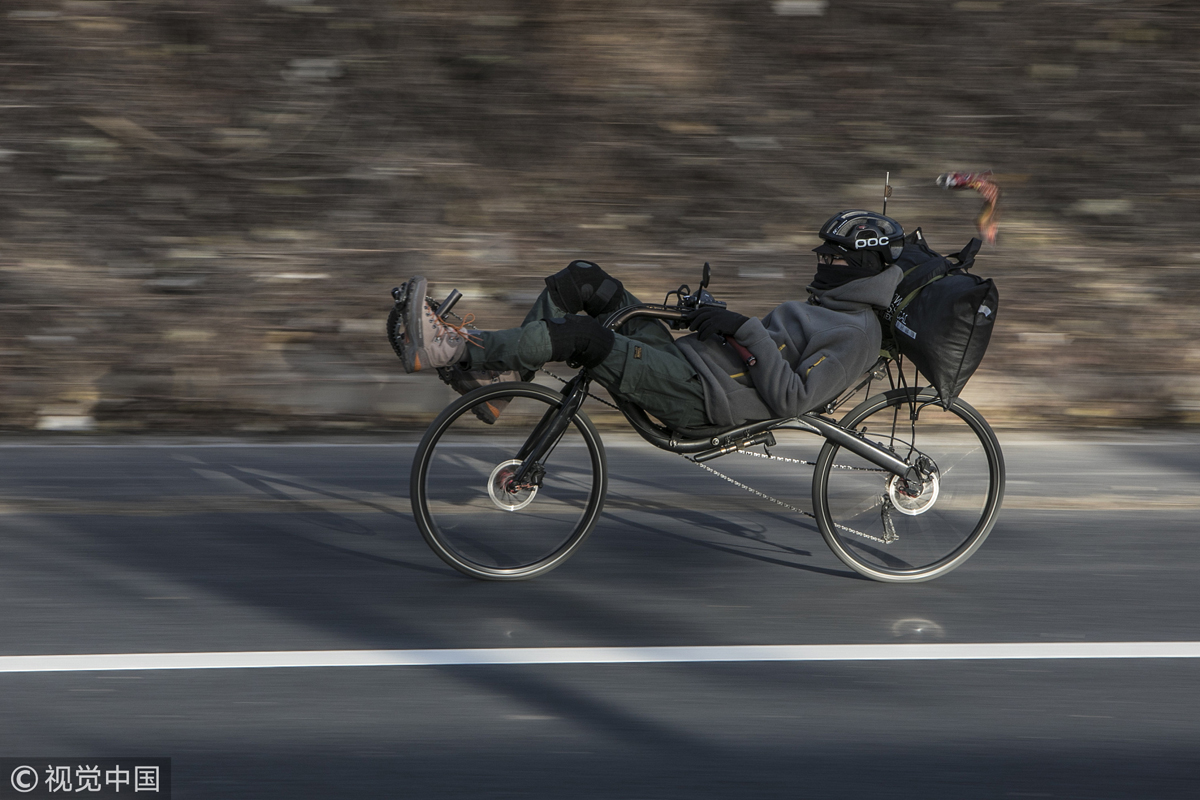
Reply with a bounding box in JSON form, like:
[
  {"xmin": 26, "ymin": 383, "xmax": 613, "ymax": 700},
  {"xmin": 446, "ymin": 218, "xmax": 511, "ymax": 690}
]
[{"xmin": 465, "ymin": 287, "xmax": 709, "ymax": 430}]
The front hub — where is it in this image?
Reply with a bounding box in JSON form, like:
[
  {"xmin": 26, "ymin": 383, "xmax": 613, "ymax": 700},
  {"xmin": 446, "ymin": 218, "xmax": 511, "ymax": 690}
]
[{"xmin": 487, "ymin": 459, "xmax": 538, "ymax": 511}]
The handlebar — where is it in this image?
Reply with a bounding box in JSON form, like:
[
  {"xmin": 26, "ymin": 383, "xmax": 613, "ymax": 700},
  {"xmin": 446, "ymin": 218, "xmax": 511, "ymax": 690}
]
[
  {"xmin": 660, "ymin": 262, "xmax": 726, "ymax": 326},
  {"xmin": 603, "ymin": 304, "xmax": 687, "ymax": 331},
  {"xmin": 604, "ymin": 261, "xmax": 757, "ymax": 367},
  {"xmin": 603, "ymin": 262, "xmax": 721, "ymax": 330}
]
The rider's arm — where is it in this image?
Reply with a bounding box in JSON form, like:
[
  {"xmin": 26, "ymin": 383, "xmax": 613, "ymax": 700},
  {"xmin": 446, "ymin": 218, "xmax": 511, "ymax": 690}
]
[{"xmin": 732, "ymin": 317, "xmax": 869, "ymax": 418}]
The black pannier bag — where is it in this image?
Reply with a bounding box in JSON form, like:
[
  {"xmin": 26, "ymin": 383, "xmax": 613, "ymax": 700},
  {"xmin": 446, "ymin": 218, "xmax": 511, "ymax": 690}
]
[{"xmin": 881, "ymin": 229, "xmax": 999, "ymax": 406}]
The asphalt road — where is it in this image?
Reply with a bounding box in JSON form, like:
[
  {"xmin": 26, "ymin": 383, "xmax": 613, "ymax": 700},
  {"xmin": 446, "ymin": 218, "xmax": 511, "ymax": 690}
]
[{"xmin": 0, "ymin": 433, "xmax": 1198, "ymax": 798}]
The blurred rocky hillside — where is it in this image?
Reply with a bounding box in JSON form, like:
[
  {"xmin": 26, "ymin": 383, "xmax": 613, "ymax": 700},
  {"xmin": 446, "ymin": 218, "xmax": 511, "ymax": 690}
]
[{"xmin": 2, "ymin": 0, "xmax": 1199, "ymax": 432}]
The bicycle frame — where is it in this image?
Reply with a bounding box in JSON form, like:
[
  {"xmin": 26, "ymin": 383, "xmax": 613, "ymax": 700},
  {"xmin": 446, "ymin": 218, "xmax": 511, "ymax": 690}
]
[{"xmin": 507, "ymin": 303, "xmax": 923, "ymax": 489}]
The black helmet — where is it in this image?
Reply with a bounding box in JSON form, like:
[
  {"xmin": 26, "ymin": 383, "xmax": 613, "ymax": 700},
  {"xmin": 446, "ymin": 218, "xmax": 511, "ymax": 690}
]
[{"xmin": 815, "ymin": 210, "xmax": 905, "ymax": 264}]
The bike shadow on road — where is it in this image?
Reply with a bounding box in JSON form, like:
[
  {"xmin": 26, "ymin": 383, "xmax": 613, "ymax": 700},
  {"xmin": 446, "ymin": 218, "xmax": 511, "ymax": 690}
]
[
  {"xmin": 186, "ymin": 460, "xmax": 449, "ymax": 575},
  {"xmin": 598, "ymin": 506, "xmax": 867, "ymax": 581}
]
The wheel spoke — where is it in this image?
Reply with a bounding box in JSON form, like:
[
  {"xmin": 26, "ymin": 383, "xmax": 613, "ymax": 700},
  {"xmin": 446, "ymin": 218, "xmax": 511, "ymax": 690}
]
[
  {"xmin": 412, "ymin": 384, "xmax": 607, "ymax": 580},
  {"xmin": 812, "ymin": 388, "xmax": 1005, "ymax": 582}
]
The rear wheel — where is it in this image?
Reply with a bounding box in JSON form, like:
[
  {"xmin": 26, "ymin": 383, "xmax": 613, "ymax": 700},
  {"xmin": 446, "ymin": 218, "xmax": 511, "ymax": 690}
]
[
  {"xmin": 811, "ymin": 388, "xmax": 1004, "ymax": 583},
  {"xmin": 411, "ymin": 382, "xmax": 607, "ymax": 580}
]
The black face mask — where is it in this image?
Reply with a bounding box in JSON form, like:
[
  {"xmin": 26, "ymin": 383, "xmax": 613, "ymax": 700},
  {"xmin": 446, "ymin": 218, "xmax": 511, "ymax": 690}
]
[{"xmin": 810, "ymin": 250, "xmax": 883, "ymax": 291}]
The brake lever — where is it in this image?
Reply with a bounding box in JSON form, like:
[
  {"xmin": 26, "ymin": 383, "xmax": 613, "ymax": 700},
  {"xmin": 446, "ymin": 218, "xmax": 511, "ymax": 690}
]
[
  {"xmin": 669, "ymin": 267, "xmax": 730, "ymax": 329},
  {"xmin": 664, "ymin": 284, "xmax": 690, "ymax": 307},
  {"xmin": 695, "ymin": 288, "xmax": 725, "ymax": 309}
]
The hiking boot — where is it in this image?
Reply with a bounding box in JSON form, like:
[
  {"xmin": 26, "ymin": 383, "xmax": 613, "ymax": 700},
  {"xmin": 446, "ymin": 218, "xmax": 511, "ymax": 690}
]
[
  {"xmin": 437, "ymin": 365, "xmax": 520, "ymax": 424},
  {"xmin": 396, "ymin": 276, "xmax": 471, "ymax": 374}
]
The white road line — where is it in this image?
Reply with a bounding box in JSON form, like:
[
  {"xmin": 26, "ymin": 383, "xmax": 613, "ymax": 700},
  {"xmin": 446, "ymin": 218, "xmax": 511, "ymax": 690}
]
[
  {"xmin": 0, "ymin": 443, "xmax": 425, "ymax": 449},
  {"xmin": 2, "ymin": 643, "xmax": 1200, "ymax": 673}
]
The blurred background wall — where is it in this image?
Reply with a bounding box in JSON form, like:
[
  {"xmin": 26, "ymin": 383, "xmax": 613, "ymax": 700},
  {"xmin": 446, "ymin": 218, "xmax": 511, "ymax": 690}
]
[{"xmin": 1, "ymin": 0, "xmax": 1198, "ymax": 432}]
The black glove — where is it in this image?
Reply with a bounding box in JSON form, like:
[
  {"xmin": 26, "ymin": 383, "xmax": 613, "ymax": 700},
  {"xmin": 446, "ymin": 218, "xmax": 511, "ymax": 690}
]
[{"xmin": 684, "ymin": 306, "xmax": 749, "ymax": 341}]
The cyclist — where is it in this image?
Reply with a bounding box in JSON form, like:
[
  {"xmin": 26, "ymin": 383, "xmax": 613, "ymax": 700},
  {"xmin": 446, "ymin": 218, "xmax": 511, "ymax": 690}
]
[{"xmin": 393, "ymin": 210, "xmax": 905, "ymax": 431}]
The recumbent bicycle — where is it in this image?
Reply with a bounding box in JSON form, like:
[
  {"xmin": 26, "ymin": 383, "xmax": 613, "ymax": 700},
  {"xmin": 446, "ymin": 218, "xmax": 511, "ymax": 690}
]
[{"xmin": 398, "ymin": 263, "xmax": 1005, "ymax": 584}]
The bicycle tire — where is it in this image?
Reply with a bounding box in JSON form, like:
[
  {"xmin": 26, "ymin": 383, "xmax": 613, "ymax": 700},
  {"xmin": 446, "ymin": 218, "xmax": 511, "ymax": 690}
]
[
  {"xmin": 811, "ymin": 387, "xmax": 1005, "ymax": 583},
  {"xmin": 411, "ymin": 382, "xmax": 607, "ymax": 580}
]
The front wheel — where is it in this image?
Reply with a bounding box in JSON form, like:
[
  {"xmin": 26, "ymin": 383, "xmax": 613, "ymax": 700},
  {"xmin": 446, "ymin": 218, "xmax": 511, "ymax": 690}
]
[
  {"xmin": 411, "ymin": 382, "xmax": 607, "ymax": 580},
  {"xmin": 812, "ymin": 388, "xmax": 1005, "ymax": 583}
]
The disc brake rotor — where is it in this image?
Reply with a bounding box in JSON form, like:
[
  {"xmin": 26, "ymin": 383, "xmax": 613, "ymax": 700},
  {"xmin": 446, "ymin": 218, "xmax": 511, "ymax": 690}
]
[
  {"xmin": 487, "ymin": 459, "xmax": 538, "ymax": 511},
  {"xmin": 886, "ymin": 471, "xmax": 940, "ymax": 516}
]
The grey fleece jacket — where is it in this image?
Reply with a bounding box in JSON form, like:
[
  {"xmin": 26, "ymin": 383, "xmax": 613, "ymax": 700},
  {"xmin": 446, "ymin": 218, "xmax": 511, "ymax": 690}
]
[{"xmin": 675, "ymin": 265, "xmax": 903, "ymax": 427}]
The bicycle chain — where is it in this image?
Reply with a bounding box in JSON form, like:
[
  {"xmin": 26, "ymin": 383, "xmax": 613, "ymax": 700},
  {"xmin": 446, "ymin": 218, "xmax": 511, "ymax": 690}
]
[
  {"xmin": 689, "ymin": 458, "xmax": 815, "ymax": 519},
  {"xmin": 539, "ymin": 367, "xmax": 621, "ymax": 410},
  {"xmin": 687, "ymin": 454, "xmax": 891, "ymax": 545},
  {"xmin": 732, "ymin": 445, "xmax": 887, "ymax": 473}
]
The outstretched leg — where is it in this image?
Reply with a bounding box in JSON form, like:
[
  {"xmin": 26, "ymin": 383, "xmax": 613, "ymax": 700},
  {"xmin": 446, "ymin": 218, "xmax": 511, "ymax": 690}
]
[
  {"xmin": 465, "ymin": 315, "xmax": 708, "ymax": 431},
  {"xmin": 393, "ymin": 268, "xmax": 708, "ymax": 430},
  {"xmin": 466, "ymin": 314, "xmax": 612, "ymax": 374}
]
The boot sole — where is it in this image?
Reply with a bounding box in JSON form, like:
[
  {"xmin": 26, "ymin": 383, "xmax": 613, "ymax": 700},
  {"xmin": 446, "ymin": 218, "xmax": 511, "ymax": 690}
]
[{"xmin": 400, "ymin": 277, "xmax": 429, "ymax": 373}]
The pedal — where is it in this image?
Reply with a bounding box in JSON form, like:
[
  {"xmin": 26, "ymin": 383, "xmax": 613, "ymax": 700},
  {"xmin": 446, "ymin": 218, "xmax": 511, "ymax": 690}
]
[{"xmin": 436, "ymin": 289, "xmax": 463, "ymax": 317}]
